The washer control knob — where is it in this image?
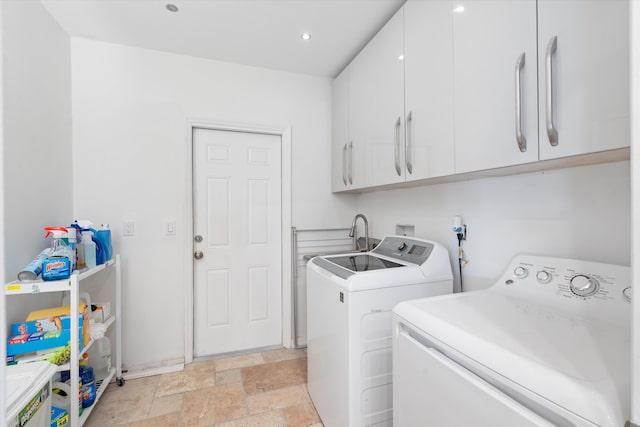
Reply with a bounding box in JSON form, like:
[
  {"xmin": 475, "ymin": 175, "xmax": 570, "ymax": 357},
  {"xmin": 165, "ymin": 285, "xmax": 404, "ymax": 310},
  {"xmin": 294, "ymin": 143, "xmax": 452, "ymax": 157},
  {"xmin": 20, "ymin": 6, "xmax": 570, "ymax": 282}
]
[
  {"xmin": 623, "ymin": 287, "xmax": 632, "ymax": 303},
  {"xmin": 398, "ymin": 242, "xmax": 407, "ymax": 251},
  {"xmin": 570, "ymin": 275, "xmax": 599, "ymax": 297},
  {"xmin": 536, "ymin": 270, "xmax": 552, "ymax": 284},
  {"xmin": 513, "ymin": 266, "xmax": 528, "ymax": 279}
]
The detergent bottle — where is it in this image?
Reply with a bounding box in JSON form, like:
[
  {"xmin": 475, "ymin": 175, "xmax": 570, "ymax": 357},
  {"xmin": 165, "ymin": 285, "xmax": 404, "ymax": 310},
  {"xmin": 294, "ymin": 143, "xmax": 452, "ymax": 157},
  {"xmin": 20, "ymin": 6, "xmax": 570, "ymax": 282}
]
[
  {"xmin": 91, "ymin": 224, "xmax": 112, "ymax": 265},
  {"xmin": 42, "ymin": 227, "xmax": 74, "ymax": 281}
]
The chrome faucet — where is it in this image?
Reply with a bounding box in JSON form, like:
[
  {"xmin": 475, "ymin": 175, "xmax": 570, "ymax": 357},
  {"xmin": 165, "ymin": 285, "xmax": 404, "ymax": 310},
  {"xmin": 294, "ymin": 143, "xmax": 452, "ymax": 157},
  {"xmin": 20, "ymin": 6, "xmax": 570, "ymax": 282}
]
[{"xmin": 349, "ymin": 213, "xmax": 369, "ymax": 252}]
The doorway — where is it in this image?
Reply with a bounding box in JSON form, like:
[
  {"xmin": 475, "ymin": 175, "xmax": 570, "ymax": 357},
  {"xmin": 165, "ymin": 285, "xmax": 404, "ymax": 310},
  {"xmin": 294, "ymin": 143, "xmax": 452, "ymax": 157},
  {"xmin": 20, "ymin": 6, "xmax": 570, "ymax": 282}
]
[{"xmin": 191, "ymin": 126, "xmax": 286, "ymax": 357}]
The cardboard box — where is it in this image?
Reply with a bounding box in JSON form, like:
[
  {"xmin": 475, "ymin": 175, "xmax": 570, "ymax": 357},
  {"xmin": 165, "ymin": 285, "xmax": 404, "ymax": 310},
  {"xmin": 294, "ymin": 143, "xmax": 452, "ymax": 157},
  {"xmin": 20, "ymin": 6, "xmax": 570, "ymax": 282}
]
[
  {"xmin": 11, "ymin": 315, "xmax": 76, "ymax": 335},
  {"xmin": 50, "ymin": 406, "xmax": 69, "ymax": 427},
  {"xmin": 6, "ymin": 326, "xmax": 83, "ymax": 357},
  {"xmin": 25, "ymin": 305, "xmax": 90, "ymax": 346},
  {"xmin": 90, "ymin": 302, "xmax": 111, "ymax": 323}
]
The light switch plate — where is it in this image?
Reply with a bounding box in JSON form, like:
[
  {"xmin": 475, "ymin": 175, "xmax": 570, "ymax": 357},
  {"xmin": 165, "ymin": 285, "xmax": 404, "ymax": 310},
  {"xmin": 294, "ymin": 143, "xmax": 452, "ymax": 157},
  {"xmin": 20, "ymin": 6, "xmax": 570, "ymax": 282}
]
[
  {"xmin": 123, "ymin": 221, "xmax": 135, "ymax": 237},
  {"xmin": 166, "ymin": 221, "xmax": 176, "ymax": 236}
]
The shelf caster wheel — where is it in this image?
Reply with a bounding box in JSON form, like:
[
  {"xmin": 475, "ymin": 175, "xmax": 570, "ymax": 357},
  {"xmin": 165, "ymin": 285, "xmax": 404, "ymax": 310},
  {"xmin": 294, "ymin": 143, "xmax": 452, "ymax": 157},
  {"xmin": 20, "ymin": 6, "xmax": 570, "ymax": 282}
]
[{"xmin": 116, "ymin": 376, "xmax": 125, "ymax": 387}]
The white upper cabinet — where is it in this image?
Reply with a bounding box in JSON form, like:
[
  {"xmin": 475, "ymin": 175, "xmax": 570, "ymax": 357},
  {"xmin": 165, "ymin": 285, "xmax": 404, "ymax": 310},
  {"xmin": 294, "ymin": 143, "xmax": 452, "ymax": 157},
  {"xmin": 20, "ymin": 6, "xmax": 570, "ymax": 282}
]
[
  {"xmin": 404, "ymin": 0, "xmax": 455, "ymax": 181},
  {"xmin": 332, "ymin": 68, "xmax": 352, "ymax": 192},
  {"xmin": 331, "ymin": 0, "xmax": 630, "ymax": 192},
  {"xmin": 537, "ymin": 0, "xmax": 630, "ymax": 160},
  {"xmin": 349, "ymin": 8, "xmax": 405, "ymax": 187},
  {"xmin": 453, "ymin": 0, "xmax": 539, "ymax": 174}
]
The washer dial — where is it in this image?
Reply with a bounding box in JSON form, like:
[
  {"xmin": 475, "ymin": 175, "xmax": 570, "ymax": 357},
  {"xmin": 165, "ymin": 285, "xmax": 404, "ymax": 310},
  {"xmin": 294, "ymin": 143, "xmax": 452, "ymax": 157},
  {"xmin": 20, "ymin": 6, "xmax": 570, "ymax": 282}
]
[
  {"xmin": 513, "ymin": 266, "xmax": 528, "ymax": 279},
  {"xmin": 536, "ymin": 270, "xmax": 552, "ymax": 284},
  {"xmin": 569, "ymin": 275, "xmax": 600, "ymax": 297}
]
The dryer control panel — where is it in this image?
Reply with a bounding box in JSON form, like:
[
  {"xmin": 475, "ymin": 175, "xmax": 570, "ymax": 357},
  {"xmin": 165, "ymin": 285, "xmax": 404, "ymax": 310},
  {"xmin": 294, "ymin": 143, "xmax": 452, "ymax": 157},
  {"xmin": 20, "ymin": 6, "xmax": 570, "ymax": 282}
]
[
  {"xmin": 494, "ymin": 254, "xmax": 631, "ymax": 326},
  {"xmin": 371, "ymin": 236, "xmax": 434, "ymax": 265}
]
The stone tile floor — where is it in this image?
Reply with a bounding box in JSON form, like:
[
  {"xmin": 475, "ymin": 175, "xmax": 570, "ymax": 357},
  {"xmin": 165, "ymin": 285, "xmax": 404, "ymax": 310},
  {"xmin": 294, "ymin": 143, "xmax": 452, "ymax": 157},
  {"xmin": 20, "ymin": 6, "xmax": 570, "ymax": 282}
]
[{"xmin": 85, "ymin": 348, "xmax": 323, "ymax": 427}]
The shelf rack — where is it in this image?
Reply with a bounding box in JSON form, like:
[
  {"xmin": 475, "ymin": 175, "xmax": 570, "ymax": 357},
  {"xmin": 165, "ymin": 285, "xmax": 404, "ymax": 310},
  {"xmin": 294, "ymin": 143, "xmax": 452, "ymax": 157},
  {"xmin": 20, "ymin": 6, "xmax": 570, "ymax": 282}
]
[{"xmin": 4, "ymin": 254, "xmax": 122, "ymax": 426}]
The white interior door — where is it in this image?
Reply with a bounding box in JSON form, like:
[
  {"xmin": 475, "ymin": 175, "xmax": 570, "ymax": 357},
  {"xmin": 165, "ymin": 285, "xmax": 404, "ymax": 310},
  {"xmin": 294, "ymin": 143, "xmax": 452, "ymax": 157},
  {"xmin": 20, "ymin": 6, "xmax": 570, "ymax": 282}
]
[{"xmin": 193, "ymin": 128, "xmax": 282, "ymax": 357}]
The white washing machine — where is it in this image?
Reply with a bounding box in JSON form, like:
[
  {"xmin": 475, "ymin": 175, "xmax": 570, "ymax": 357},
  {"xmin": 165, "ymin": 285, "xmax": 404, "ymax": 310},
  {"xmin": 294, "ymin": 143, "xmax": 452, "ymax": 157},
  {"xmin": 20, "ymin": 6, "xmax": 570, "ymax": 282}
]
[
  {"xmin": 307, "ymin": 235, "xmax": 453, "ymax": 427},
  {"xmin": 393, "ymin": 254, "xmax": 631, "ymax": 426}
]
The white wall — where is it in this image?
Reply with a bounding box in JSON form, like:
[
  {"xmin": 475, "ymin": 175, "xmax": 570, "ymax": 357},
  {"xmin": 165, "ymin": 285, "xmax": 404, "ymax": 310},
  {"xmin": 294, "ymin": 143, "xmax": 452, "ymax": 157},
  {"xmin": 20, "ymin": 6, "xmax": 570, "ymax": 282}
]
[
  {"xmin": 70, "ymin": 38, "xmax": 356, "ymax": 371},
  {"xmin": 1, "ymin": 1, "xmax": 71, "ymax": 415},
  {"xmin": 356, "ymin": 161, "xmax": 631, "ymax": 292},
  {"xmin": 2, "ymin": 0, "xmax": 72, "ymax": 322}
]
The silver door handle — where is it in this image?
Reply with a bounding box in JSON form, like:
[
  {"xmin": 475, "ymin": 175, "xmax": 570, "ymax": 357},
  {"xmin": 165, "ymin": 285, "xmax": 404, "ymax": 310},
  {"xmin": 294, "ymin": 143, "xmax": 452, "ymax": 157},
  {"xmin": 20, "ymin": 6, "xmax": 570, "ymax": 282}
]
[
  {"xmin": 194, "ymin": 251, "xmax": 203, "ymax": 260},
  {"xmin": 545, "ymin": 36, "xmax": 558, "ymax": 146},
  {"xmin": 342, "ymin": 143, "xmax": 348, "ymax": 185},
  {"xmin": 348, "ymin": 141, "xmax": 353, "ymax": 185},
  {"xmin": 394, "ymin": 117, "xmax": 402, "ymax": 176},
  {"xmin": 515, "ymin": 52, "xmax": 527, "ymax": 152},
  {"xmin": 406, "ymin": 111, "xmax": 413, "ymax": 174}
]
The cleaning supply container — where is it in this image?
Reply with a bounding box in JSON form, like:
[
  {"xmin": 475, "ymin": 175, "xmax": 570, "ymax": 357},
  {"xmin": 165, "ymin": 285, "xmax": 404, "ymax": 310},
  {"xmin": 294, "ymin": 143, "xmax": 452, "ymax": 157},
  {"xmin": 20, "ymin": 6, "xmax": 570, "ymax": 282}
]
[
  {"xmin": 17, "ymin": 249, "xmax": 50, "ymax": 281},
  {"xmin": 92, "ymin": 225, "xmax": 112, "ymax": 265},
  {"xmin": 6, "ymin": 361, "xmax": 57, "ymax": 427},
  {"xmin": 88, "ymin": 337, "xmax": 112, "ymax": 382},
  {"xmin": 42, "ymin": 227, "xmax": 74, "ymax": 281},
  {"xmin": 81, "ymin": 229, "xmax": 97, "ymax": 268},
  {"xmin": 51, "ymin": 380, "xmax": 81, "ymax": 417},
  {"xmin": 80, "ymin": 365, "xmax": 96, "ymax": 408}
]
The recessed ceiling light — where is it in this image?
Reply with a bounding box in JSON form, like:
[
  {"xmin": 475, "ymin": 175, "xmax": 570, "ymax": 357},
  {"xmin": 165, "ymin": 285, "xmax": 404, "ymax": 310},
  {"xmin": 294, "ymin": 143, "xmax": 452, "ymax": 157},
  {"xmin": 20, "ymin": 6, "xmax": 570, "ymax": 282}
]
[
  {"xmin": 398, "ymin": 55, "xmax": 405, "ymax": 60},
  {"xmin": 166, "ymin": 4, "xmax": 179, "ymax": 12},
  {"xmin": 453, "ymin": 5, "xmax": 465, "ymax": 13},
  {"xmin": 301, "ymin": 33, "xmax": 311, "ymax": 41}
]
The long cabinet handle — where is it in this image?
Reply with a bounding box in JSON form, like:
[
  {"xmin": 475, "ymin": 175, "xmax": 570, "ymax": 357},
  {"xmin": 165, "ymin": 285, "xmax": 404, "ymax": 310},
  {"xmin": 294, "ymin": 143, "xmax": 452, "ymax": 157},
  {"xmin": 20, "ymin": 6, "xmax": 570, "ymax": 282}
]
[
  {"xmin": 394, "ymin": 117, "xmax": 402, "ymax": 176},
  {"xmin": 348, "ymin": 141, "xmax": 353, "ymax": 185},
  {"xmin": 342, "ymin": 143, "xmax": 347, "ymax": 185},
  {"xmin": 514, "ymin": 53, "xmax": 527, "ymax": 152},
  {"xmin": 545, "ymin": 36, "xmax": 558, "ymax": 146},
  {"xmin": 406, "ymin": 111, "xmax": 413, "ymax": 174}
]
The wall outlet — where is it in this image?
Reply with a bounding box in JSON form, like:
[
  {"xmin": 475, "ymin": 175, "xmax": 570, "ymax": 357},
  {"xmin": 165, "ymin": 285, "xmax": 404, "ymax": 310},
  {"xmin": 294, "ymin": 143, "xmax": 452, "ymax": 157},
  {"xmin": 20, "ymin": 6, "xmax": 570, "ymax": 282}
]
[{"xmin": 123, "ymin": 221, "xmax": 135, "ymax": 237}]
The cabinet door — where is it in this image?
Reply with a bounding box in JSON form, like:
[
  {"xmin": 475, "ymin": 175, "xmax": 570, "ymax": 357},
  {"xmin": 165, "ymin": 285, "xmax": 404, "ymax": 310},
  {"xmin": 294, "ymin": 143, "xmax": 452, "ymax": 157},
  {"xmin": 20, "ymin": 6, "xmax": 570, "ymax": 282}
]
[
  {"xmin": 453, "ymin": 0, "xmax": 538, "ymax": 173},
  {"xmin": 404, "ymin": 0, "xmax": 455, "ymax": 181},
  {"xmin": 332, "ymin": 69, "xmax": 351, "ymax": 192},
  {"xmin": 349, "ymin": 8, "xmax": 405, "ymax": 188},
  {"xmin": 537, "ymin": 0, "xmax": 630, "ymax": 160}
]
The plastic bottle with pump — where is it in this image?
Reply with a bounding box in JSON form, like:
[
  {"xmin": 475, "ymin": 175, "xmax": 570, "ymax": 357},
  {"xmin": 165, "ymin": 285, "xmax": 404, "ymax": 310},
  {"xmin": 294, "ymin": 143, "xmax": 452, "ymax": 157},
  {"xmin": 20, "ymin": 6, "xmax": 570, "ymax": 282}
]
[{"xmin": 42, "ymin": 227, "xmax": 74, "ymax": 281}]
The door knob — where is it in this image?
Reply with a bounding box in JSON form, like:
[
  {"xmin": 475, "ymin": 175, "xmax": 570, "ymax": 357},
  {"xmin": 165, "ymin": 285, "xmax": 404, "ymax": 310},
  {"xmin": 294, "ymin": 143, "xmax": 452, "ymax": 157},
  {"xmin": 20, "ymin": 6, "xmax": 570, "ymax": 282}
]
[
  {"xmin": 194, "ymin": 235, "xmax": 203, "ymax": 243},
  {"xmin": 194, "ymin": 251, "xmax": 204, "ymax": 260}
]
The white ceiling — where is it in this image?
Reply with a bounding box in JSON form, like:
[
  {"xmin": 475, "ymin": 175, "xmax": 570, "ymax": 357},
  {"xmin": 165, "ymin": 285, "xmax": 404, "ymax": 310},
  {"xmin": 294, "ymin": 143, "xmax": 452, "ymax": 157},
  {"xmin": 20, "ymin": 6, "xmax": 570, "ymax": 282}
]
[{"xmin": 41, "ymin": 0, "xmax": 405, "ymax": 78}]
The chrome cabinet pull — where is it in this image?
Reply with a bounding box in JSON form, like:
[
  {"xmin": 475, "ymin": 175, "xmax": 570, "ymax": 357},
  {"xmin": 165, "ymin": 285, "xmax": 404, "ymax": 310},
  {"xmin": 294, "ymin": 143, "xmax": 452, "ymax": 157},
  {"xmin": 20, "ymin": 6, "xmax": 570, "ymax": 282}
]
[
  {"xmin": 515, "ymin": 52, "xmax": 527, "ymax": 152},
  {"xmin": 342, "ymin": 143, "xmax": 347, "ymax": 185},
  {"xmin": 394, "ymin": 117, "xmax": 402, "ymax": 176},
  {"xmin": 406, "ymin": 111, "xmax": 413, "ymax": 173},
  {"xmin": 348, "ymin": 141, "xmax": 353, "ymax": 185},
  {"xmin": 545, "ymin": 36, "xmax": 558, "ymax": 146}
]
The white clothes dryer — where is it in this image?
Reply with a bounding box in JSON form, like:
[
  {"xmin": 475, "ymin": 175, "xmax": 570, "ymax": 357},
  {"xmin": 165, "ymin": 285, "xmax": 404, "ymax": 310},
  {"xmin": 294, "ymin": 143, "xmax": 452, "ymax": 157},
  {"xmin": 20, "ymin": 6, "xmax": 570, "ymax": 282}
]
[
  {"xmin": 393, "ymin": 254, "xmax": 631, "ymax": 427},
  {"xmin": 307, "ymin": 235, "xmax": 453, "ymax": 427}
]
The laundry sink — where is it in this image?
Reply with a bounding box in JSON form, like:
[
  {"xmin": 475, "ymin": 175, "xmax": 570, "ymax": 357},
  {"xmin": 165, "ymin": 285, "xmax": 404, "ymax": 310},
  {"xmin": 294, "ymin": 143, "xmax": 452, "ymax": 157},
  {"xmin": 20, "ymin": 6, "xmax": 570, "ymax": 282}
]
[{"xmin": 302, "ymin": 237, "xmax": 380, "ymax": 261}]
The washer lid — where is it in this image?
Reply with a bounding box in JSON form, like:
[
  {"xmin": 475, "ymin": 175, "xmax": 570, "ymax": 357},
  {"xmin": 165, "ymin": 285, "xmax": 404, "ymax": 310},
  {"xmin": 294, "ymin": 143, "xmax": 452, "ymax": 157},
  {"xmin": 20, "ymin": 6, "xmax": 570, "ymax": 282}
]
[{"xmin": 393, "ymin": 290, "xmax": 630, "ymax": 427}]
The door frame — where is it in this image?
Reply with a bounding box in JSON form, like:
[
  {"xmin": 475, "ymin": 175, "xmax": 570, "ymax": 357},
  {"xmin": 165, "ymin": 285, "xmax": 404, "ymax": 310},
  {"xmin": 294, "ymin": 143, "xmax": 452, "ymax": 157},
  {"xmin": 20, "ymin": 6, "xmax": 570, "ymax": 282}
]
[{"xmin": 184, "ymin": 118, "xmax": 292, "ymax": 364}]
